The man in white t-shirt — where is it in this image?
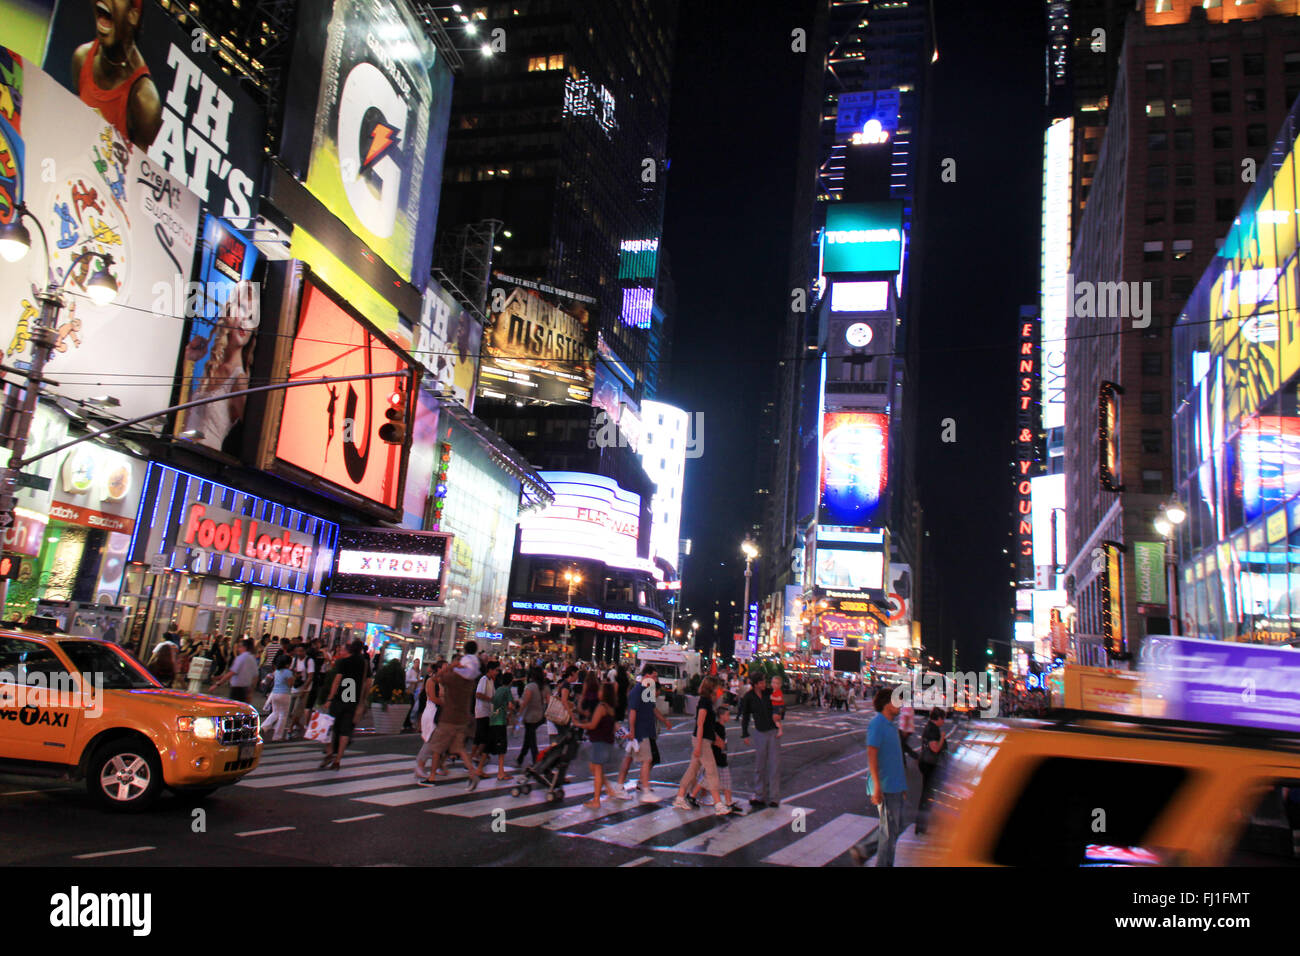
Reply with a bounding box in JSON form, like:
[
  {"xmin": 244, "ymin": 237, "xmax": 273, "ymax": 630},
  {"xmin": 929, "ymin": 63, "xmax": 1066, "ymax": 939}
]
[
  {"xmin": 288, "ymin": 643, "xmax": 316, "ymax": 737},
  {"xmin": 470, "ymin": 658, "xmax": 499, "ymax": 764}
]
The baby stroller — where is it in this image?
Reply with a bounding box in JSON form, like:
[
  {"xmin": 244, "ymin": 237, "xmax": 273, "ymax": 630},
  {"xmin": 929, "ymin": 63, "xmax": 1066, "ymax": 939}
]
[{"xmin": 512, "ymin": 722, "xmax": 582, "ymax": 803}]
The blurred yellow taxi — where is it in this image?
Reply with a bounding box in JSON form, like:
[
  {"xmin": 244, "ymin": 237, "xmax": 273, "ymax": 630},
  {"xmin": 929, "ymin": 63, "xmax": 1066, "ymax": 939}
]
[{"xmin": 929, "ymin": 712, "xmax": 1300, "ymax": 866}]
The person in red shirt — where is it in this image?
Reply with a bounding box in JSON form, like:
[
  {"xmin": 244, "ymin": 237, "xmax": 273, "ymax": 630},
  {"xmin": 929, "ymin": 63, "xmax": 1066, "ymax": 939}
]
[
  {"xmin": 71, "ymin": 0, "xmax": 162, "ymax": 150},
  {"xmin": 769, "ymin": 674, "xmax": 786, "ymax": 719}
]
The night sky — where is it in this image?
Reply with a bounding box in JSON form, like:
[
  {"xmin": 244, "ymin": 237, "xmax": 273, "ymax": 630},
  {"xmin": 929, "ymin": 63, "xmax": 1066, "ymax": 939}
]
[{"xmin": 658, "ymin": 0, "xmax": 1045, "ymax": 667}]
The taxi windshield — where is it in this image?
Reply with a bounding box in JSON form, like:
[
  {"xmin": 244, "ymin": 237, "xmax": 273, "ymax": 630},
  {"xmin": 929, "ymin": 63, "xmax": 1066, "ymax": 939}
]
[{"xmin": 57, "ymin": 641, "xmax": 160, "ymax": 691}]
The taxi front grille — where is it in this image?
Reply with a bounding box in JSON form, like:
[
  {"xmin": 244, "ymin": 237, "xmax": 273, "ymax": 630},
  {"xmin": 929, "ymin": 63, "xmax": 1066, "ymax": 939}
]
[
  {"xmin": 223, "ymin": 758, "xmax": 256, "ymax": 772},
  {"xmin": 217, "ymin": 713, "xmax": 259, "ymax": 746}
]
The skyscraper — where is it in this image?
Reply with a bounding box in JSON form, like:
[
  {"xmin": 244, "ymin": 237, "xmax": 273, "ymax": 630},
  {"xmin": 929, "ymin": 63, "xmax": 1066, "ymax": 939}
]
[
  {"xmin": 434, "ymin": 0, "xmax": 678, "ymax": 409},
  {"xmin": 1064, "ymin": 0, "xmax": 1300, "ymax": 663},
  {"xmin": 760, "ymin": 0, "xmax": 935, "ymax": 661}
]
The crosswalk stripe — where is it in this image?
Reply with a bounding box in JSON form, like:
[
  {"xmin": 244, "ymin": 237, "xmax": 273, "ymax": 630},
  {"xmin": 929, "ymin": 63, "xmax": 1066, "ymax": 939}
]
[
  {"xmin": 761, "ymin": 813, "xmax": 876, "ymax": 867},
  {"xmin": 245, "ymin": 753, "xmax": 408, "ymax": 777},
  {"xmin": 254, "ymin": 752, "xmax": 322, "ymax": 765},
  {"xmin": 513, "ymin": 794, "xmax": 645, "ymax": 829},
  {"xmin": 662, "ymin": 805, "xmax": 811, "ymax": 856},
  {"xmin": 256, "ymin": 744, "xmax": 322, "ymax": 758},
  {"xmin": 238, "ymin": 756, "xmax": 411, "ymax": 788},
  {"xmin": 356, "ymin": 774, "xmax": 531, "ymax": 807},
  {"xmin": 428, "ymin": 781, "xmax": 596, "ymax": 818},
  {"xmin": 289, "ymin": 771, "xmax": 426, "ymax": 797},
  {"xmin": 572, "ymin": 804, "xmax": 715, "ymax": 846}
]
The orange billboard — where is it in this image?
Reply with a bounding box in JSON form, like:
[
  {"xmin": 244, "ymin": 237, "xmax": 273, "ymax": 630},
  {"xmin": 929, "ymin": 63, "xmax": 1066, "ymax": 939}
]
[{"xmin": 272, "ymin": 278, "xmax": 415, "ymax": 514}]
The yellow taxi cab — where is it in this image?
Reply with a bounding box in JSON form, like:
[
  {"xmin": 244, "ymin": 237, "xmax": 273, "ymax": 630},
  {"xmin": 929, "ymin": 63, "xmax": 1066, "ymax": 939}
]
[
  {"xmin": 0, "ymin": 624, "xmax": 262, "ymax": 810},
  {"xmin": 929, "ymin": 711, "xmax": 1300, "ymax": 866}
]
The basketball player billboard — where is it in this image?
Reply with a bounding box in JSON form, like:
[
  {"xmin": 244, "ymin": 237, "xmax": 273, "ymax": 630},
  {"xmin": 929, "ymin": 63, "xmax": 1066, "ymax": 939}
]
[
  {"xmin": 0, "ymin": 48, "xmax": 200, "ymax": 422},
  {"xmin": 265, "ymin": 272, "xmax": 418, "ymax": 519},
  {"xmin": 280, "ymin": 0, "xmax": 453, "ymax": 290},
  {"xmin": 41, "ymin": 0, "xmax": 266, "ymax": 222}
]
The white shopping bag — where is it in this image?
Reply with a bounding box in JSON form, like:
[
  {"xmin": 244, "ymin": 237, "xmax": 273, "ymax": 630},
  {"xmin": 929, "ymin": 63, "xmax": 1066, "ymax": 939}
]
[{"xmin": 304, "ymin": 709, "xmax": 335, "ymax": 742}]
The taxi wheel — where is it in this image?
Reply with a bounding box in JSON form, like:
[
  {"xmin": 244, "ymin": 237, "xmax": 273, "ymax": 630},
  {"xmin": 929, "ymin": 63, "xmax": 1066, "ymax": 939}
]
[{"xmin": 87, "ymin": 740, "xmax": 163, "ymax": 811}]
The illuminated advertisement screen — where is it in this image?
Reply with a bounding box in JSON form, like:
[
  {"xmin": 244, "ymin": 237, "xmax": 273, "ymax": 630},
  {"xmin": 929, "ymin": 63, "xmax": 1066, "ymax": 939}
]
[
  {"xmin": 820, "ymin": 412, "xmax": 889, "ymax": 527},
  {"xmin": 1040, "ymin": 117, "xmax": 1072, "ymax": 432},
  {"xmin": 331, "ymin": 527, "xmax": 451, "ymax": 605},
  {"xmin": 281, "ymin": 0, "xmax": 453, "ymax": 288},
  {"xmin": 822, "ymin": 201, "xmax": 904, "ymax": 275},
  {"xmin": 815, "ymin": 548, "xmax": 884, "ymax": 591},
  {"xmin": 174, "ymin": 217, "xmax": 264, "ymax": 455},
  {"xmin": 1240, "ymin": 416, "xmax": 1300, "ymax": 522},
  {"xmin": 0, "ymin": 51, "xmax": 200, "ymax": 423},
  {"xmin": 830, "ymin": 280, "xmax": 890, "ymax": 313},
  {"xmin": 518, "ymin": 471, "xmax": 641, "ymax": 568},
  {"xmin": 418, "ymin": 280, "xmax": 483, "ymax": 409},
  {"xmin": 1031, "ymin": 473, "xmax": 1065, "ymax": 570},
  {"xmin": 271, "ymin": 277, "xmax": 416, "ymax": 515},
  {"xmin": 43, "ymin": 0, "xmax": 266, "ymax": 222},
  {"xmin": 480, "ymin": 276, "xmax": 594, "ymax": 405}
]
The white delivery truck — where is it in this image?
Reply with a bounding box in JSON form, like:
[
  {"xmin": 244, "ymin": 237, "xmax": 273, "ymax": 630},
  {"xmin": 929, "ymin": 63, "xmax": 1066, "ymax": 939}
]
[{"xmin": 636, "ymin": 645, "xmax": 701, "ymax": 693}]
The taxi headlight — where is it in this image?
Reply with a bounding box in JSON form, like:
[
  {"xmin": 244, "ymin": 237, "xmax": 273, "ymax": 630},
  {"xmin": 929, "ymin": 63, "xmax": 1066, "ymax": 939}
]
[{"xmin": 178, "ymin": 716, "xmax": 219, "ymax": 740}]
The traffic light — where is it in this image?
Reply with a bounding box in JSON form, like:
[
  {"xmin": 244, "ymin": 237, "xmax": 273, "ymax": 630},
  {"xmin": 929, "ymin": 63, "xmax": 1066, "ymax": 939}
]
[
  {"xmin": 378, "ymin": 386, "xmax": 408, "ymax": 445},
  {"xmin": 986, "ymin": 645, "xmax": 993, "ymax": 657},
  {"xmin": 0, "ymin": 555, "xmax": 21, "ymax": 579}
]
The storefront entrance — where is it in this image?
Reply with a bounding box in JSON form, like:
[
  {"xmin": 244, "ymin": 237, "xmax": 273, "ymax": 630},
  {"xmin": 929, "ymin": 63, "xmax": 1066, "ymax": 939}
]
[{"xmin": 122, "ymin": 568, "xmax": 319, "ymax": 654}]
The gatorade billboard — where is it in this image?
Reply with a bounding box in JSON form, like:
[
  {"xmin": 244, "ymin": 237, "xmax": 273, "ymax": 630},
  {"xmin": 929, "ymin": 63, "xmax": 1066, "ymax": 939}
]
[{"xmin": 280, "ymin": 0, "xmax": 453, "ymax": 289}]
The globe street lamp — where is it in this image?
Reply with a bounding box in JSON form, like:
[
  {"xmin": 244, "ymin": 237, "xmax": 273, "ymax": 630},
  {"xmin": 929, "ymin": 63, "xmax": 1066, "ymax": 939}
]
[{"xmin": 1154, "ymin": 500, "xmax": 1187, "ymax": 635}]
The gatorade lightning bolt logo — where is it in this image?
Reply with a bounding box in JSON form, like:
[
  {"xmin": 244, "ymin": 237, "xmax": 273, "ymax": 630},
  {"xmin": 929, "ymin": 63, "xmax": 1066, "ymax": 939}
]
[
  {"xmin": 337, "ymin": 62, "xmax": 408, "ymax": 240},
  {"xmin": 361, "ymin": 119, "xmax": 399, "ymax": 173}
]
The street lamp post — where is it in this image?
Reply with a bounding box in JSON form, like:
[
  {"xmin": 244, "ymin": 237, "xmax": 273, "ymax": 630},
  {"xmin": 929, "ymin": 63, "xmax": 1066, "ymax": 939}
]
[
  {"xmin": 562, "ymin": 569, "xmax": 582, "ymax": 655},
  {"xmin": 0, "ymin": 204, "xmax": 118, "ymax": 613},
  {"xmin": 1154, "ymin": 500, "xmax": 1187, "ymax": 635},
  {"xmin": 741, "ymin": 539, "xmax": 759, "ymax": 646}
]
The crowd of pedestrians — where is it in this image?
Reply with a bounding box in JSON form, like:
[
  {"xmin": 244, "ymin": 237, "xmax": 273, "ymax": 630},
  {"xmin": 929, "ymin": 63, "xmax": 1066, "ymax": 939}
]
[{"xmin": 179, "ymin": 635, "xmax": 952, "ymax": 864}]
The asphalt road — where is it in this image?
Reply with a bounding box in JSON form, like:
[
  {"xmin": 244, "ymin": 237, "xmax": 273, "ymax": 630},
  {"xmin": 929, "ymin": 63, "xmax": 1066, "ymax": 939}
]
[{"xmin": 0, "ymin": 705, "xmax": 935, "ymax": 867}]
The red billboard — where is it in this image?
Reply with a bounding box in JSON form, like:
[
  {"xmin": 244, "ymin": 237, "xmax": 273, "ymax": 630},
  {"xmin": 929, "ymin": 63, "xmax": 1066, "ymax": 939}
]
[{"xmin": 269, "ymin": 277, "xmax": 416, "ymax": 515}]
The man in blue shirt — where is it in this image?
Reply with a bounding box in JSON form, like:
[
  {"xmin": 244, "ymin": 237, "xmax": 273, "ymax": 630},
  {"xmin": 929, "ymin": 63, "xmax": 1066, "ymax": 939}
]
[
  {"xmin": 617, "ymin": 665, "xmax": 672, "ymax": 801},
  {"xmin": 851, "ymin": 686, "xmax": 910, "ymax": 866}
]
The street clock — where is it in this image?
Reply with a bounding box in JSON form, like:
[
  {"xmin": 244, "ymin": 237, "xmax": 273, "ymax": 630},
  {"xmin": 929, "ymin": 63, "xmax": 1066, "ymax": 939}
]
[{"xmin": 845, "ymin": 322, "xmax": 873, "ymax": 348}]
